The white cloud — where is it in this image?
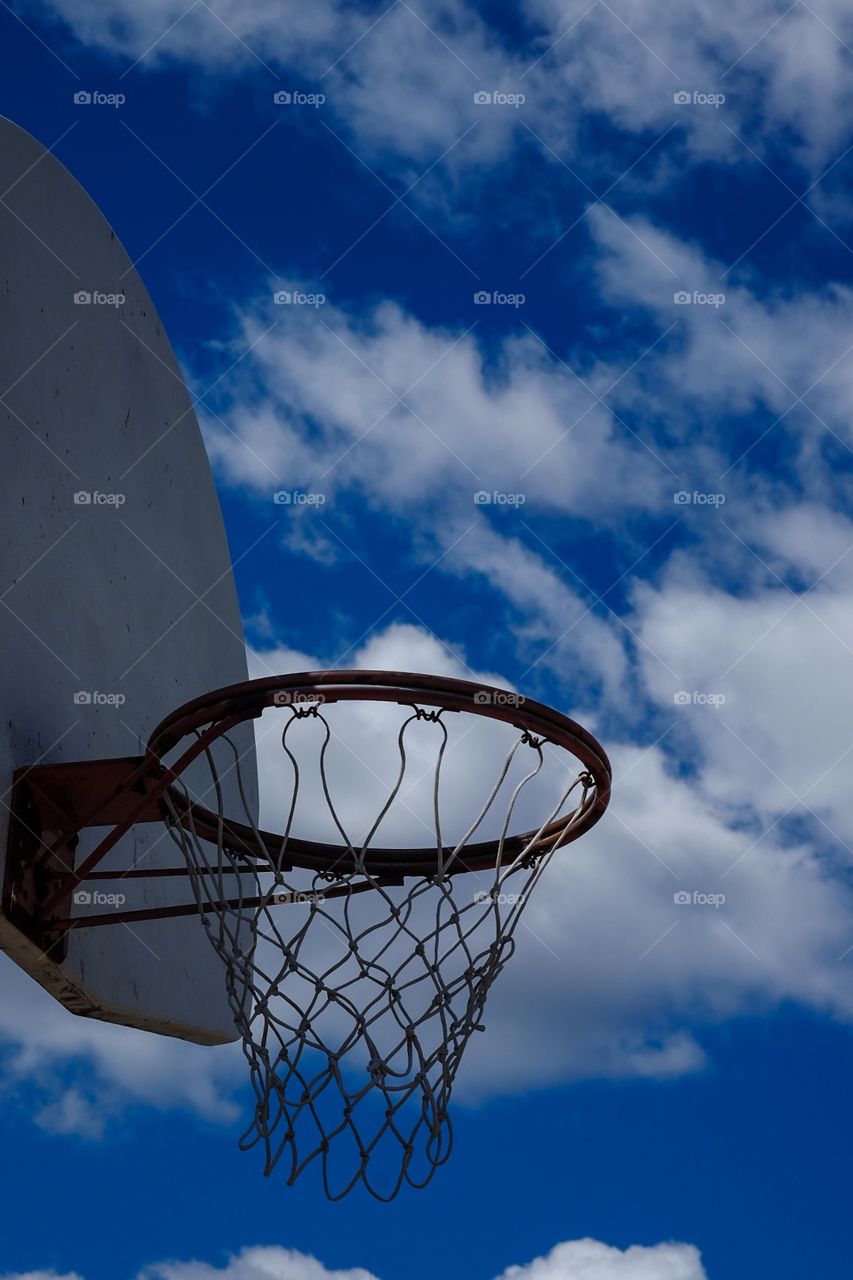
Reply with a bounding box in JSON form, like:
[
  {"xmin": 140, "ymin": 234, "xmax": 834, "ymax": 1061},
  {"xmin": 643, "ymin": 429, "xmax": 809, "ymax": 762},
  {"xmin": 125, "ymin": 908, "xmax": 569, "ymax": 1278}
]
[
  {"xmin": 523, "ymin": 0, "xmax": 853, "ymax": 165},
  {"xmin": 245, "ymin": 622, "xmax": 853, "ymax": 1099},
  {"xmin": 633, "ymin": 561, "xmax": 853, "ymax": 836},
  {"xmin": 202, "ymin": 226, "xmax": 853, "ymax": 585},
  {"xmin": 589, "ymin": 205, "xmax": 853, "ymax": 449},
  {"xmin": 138, "ymin": 1245, "xmax": 378, "ymax": 1280},
  {"xmin": 463, "ymin": 726, "xmax": 853, "ymax": 1093},
  {"xmin": 748, "ymin": 502, "xmax": 853, "ymax": 583},
  {"xmin": 2, "ymin": 1238, "xmax": 708, "ymax": 1280},
  {"xmin": 200, "ymin": 219, "xmax": 853, "ymax": 551},
  {"xmin": 26, "ymin": 0, "xmax": 853, "ymax": 173},
  {"xmin": 25, "ymin": 0, "xmax": 527, "ymax": 166},
  {"xmin": 33, "ymin": 1087, "xmax": 107, "ymax": 1139},
  {"xmin": 0, "ymin": 955, "xmax": 244, "ymax": 1136},
  {"xmin": 496, "ymin": 1237, "xmax": 707, "ymax": 1280},
  {"xmin": 440, "ymin": 525, "xmax": 627, "ymax": 696},
  {"xmin": 0, "ymin": 1274, "xmax": 86, "ymax": 1280},
  {"xmin": 202, "ymin": 292, "xmax": 643, "ymax": 692},
  {"xmin": 204, "ymin": 294, "xmax": 655, "ymax": 516},
  {"xmin": 25, "ymin": 0, "xmax": 350, "ymax": 74}
]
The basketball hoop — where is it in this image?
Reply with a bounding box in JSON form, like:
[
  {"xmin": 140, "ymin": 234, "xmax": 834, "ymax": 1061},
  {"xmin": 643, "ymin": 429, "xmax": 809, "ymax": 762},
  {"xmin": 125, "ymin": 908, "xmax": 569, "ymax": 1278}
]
[{"xmin": 5, "ymin": 670, "xmax": 610, "ymax": 1200}]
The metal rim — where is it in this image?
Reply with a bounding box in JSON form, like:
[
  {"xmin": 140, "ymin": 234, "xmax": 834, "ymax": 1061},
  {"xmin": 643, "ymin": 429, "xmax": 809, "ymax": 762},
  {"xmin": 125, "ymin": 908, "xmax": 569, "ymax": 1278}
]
[{"xmin": 146, "ymin": 670, "xmax": 612, "ymax": 877}]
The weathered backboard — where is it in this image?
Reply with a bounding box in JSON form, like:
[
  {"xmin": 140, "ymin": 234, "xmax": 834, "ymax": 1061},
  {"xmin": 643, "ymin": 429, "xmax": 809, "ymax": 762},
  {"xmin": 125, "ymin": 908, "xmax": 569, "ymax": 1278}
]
[{"xmin": 0, "ymin": 116, "xmax": 256, "ymax": 1044}]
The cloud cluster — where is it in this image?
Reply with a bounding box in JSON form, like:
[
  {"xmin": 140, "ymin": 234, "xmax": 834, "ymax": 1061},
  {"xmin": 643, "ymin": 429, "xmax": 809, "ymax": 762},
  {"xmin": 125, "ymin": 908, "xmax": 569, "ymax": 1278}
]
[
  {"xmin": 204, "ymin": 292, "xmax": 657, "ymax": 517},
  {"xmin": 0, "ymin": 955, "xmax": 243, "ymax": 1139},
  {"xmin": 496, "ymin": 1237, "xmax": 707, "ymax": 1280},
  {"xmin": 248, "ymin": 623, "xmax": 853, "ymax": 1096},
  {"xmin": 25, "ymin": 0, "xmax": 853, "ymax": 172},
  {"xmin": 1, "ymin": 1237, "xmax": 709, "ymax": 1280},
  {"xmin": 591, "ymin": 206, "xmax": 853, "ymax": 458},
  {"xmin": 202, "ymin": 290, "xmax": 646, "ymax": 694},
  {"xmin": 138, "ymin": 1244, "xmax": 377, "ymax": 1280},
  {"xmin": 0, "ymin": 1273, "xmax": 86, "ymax": 1280}
]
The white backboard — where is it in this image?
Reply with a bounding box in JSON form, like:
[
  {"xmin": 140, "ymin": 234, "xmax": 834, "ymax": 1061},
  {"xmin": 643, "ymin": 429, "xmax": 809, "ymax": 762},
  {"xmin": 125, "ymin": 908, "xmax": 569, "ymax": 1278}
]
[{"xmin": 0, "ymin": 116, "xmax": 257, "ymax": 1044}]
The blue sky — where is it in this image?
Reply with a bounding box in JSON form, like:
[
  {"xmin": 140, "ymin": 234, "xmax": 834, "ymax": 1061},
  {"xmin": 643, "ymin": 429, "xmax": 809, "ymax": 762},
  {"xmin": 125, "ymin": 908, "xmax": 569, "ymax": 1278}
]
[{"xmin": 2, "ymin": 2, "xmax": 853, "ymax": 1278}]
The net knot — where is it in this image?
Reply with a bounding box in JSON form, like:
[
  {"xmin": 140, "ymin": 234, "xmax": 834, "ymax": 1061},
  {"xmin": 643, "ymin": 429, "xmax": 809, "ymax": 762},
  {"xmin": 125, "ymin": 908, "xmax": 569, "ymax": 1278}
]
[
  {"xmin": 414, "ymin": 706, "xmax": 443, "ymax": 723},
  {"xmin": 291, "ymin": 703, "xmax": 322, "ymax": 720}
]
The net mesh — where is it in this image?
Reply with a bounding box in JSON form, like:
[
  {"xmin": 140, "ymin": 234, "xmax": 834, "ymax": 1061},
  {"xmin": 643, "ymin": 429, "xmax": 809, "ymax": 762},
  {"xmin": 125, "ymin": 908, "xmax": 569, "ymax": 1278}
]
[{"xmin": 162, "ymin": 700, "xmax": 597, "ymax": 1200}]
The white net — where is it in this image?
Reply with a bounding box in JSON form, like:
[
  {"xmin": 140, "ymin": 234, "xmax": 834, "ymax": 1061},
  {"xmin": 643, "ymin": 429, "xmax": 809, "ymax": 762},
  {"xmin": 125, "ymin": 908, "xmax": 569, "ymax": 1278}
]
[{"xmin": 161, "ymin": 698, "xmax": 598, "ymax": 1200}]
